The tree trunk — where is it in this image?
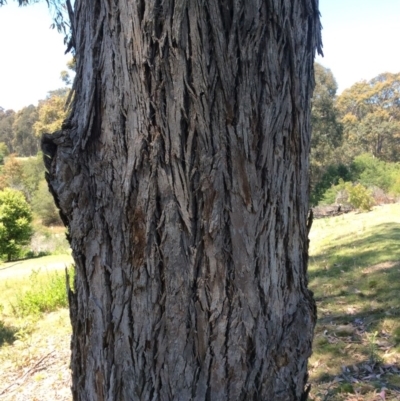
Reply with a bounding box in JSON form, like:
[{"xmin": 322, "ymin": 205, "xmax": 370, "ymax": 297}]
[{"xmin": 43, "ymin": 1, "xmax": 322, "ymax": 399}]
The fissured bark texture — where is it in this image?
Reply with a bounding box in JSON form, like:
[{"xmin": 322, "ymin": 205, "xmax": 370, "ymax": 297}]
[{"xmin": 43, "ymin": 1, "xmax": 322, "ymax": 400}]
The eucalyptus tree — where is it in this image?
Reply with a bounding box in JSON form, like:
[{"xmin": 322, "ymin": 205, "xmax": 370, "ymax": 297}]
[
  {"xmin": 337, "ymin": 72, "xmax": 400, "ymax": 162},
  {"xmin": 310, "ymin": 63, "xmax": 343, "ymax": 204},
  {"xmin": 4, "ymin": 0, "xmax": 323, "ymax": 399}
]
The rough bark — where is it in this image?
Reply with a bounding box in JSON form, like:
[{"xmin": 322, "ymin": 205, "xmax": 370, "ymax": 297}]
[{"xmin": 43, "ymin": 1, "xmax": 322, "ymax": 400}]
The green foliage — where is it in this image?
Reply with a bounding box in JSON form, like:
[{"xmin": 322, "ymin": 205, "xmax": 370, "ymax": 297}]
[
  {"xmin": 0, "ymin": 154, "xmax": 45, "ymax": 201},
  {"xmin": 11, "ymin": 104, "xmax": 39, "ymax": 156},
  {"xmin": 346, "ymin": 182, "xmax": 374, "ymax": 211},
  {"xmin": 0, "ymin": 142, "xmax": 8, "ymax": 164},
  {"xmin": 21, "ymin": 154, "xmax": 45, "ymax": 201},
  {"xmin": 336, "ymin": 72, "xmax": 400, "ymax": 162},
  {"xmin": 315, "ymin": 153, "xmax": 400, "ymax": 207},
  {"xmin": 352, "ymin": 153, "xmax": 400, "ymax": 194},
  {"xmin": 310, "ymin": 164, "xmax": 353, "ymax": 206},
  {"xmin": 32, "ymin": 180, "xmax": 61, "ymax": 226},
  {"xmin": 318, "ymin": 178, "xmax": 347, "ymax": 206},
  {"xmin": 0, "ymin": 188, "xmax": 33, "ymax": 261},
  {"xmin": 310, "ymin": 63, "xmax": 343, "ymax": 193},
  {"xmin": 311, "ymin": 63, "xmax": 343, "ymax": 151},
  {"xmin": 0, "ymin": 105, "xmax": 40, "ymax": 157},
  {"xmin": 0, "ymin": 108, "xmax": 15, "ymax": 154},
  {"xmin": 0, "ymin": 154, "xmax": 24, "ymax": 191},
  {"xmin": 33, "ymin": 89, "xmax": 69, "ymax": 137},
  {"xmin": 11, "ymin": 267, "xmax": 74, "ymax": 318},
  {"xmin": 0, "ymin": 86, "xmax": 69, "ymax": 157},
  {"xmin": 318, "ymin": 178, "xmax": 374, "ymax": 211}
]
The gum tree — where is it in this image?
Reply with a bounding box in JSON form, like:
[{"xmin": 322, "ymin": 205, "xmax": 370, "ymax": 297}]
[{"xmin": 6, "ymin": 0, "xmax": 323, "ymax": 399}]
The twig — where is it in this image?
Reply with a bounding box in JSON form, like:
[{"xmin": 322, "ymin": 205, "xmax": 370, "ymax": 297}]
[{"xmin": 0, "ymin": 350, "xmax": 55, "ymax": 395}]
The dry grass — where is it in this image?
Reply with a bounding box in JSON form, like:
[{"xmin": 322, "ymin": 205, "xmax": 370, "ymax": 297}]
[
  {"xmin": 0, "ymin": 310, "xmax": 71, "ymax": 401},
  {"xmin": 0, "ymin": 256, "xmax": 73, "ymax": 401}
]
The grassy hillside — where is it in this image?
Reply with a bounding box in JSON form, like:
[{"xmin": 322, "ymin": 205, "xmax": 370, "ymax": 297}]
[{"xmin": 308, "ymin": 204, "xmax": 400, "ymax": 400}]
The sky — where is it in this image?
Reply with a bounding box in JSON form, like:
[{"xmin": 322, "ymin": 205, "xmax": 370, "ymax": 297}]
[
  {"xmin": 0, "ymin": 0, "xmax": 399, "ymax": 111},
  {"xmin": 0, "ymin": 1, "xmax": 70, "ymax": 111},
  {"xmin": 316, "ymin": 0, "xmax": 400, "ymax": 93}
]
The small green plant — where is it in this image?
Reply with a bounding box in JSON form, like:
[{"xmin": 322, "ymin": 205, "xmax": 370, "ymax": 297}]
[
  {"xmin": 11, "ymin": 266, "xmax": 74, "ymax": 318},
  {"xmin": 346, "ymin": 182, "xmax": 374, "ymax": 211},
  {"xmin": 366, "ymin": 331, "xmax": 380, "ymax": 363}
]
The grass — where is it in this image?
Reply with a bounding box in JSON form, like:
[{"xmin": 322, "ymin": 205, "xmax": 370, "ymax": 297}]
[
  {"xmin": 10, "ymin": 268, "xmax": 73, "ymax": 317},
  {"xmin": 308, "ymin": 204, "xmax": 400, "ymax": 400},
  {"xmin": 0, "ymin": 255, "xmax": 73, "ymax": 398},
  {"xmin": 0, "ymin": 224, "xmax": 74, "ymax": 398},
  {"xmin": 0, "ymin": 254, "xmax": 73, "ymax": 348}
]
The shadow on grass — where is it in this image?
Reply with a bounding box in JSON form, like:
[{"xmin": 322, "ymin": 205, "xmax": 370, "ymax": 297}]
[
  {"xmin": 309, "ymin": 223, "xmax": 400, "ymax": 274},
  {"xmin": 309, "ymin": 221, "xmax": 400, "ymax": 398},
  {"xmin": 0, "ymin": 320, "xmax": 17, "ymax": 346},
  {"xmin": 310, "ymin": 358, "xmax": 400, "ymax": 400}
]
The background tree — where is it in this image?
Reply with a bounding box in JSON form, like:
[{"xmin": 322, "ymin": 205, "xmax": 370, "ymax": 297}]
[
  {"xmin": 310, "ymin": 63, "xmax": 343, "ymax": 203},
  {"xmin": 0, "ymin": 188, "xmax": 33, "ymax": 261},
  {"xmin": 20, "ymin": 154, "xmax": 46, "ymax": 201},
  {"xmin": 12, "ymin": 104, "xmax": 39, "ymax": 156},
  {"xmin": 32, "ymin": 179, "xmax": 62, "ymax": 225},
  {"xmin": 0, "ymin": 142, "xmax": 9, "ymax": 164},
  {"xmin": 33, "ymin": 88, "xmax": 69, "ymax": 137},
  {"xmin": 41, "ymin": 1, "xmax": 323, "ymax": 400},
  {"xmin": 0, "ymin": 154, "xmax": 25, "ymax": 192},
  {"xmin": 0, "ymin": 108, "xmax": 16, "ymax": 154},
  {"xmin": 336, "ymin": 72, "xmax": 400, "ymax": 162}
]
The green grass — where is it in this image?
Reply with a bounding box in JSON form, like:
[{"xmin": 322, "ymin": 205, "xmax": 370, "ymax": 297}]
[
  {"xmin": 10, "ymin": 268, "xmax": 73, "ymax": 317},
  {"xmin": 308, "ymin": 204, "xmax": 400, "ymax": 400},
  {"xmin": 0, "ymin": 254, "xmax": 74, "ymax": 350},
  {"xmin": 0, "ymin": 257, "xmax": 73, "ymax": 312}
]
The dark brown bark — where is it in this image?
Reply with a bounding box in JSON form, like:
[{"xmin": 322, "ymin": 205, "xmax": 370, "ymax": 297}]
[{"xmin": 43, "ymin": 1, "xmax": 322, "ymax": 399}]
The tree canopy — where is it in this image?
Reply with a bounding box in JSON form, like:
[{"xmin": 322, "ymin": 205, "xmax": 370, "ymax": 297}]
[
  {"xmin": 33, "ymin": 89, "xmax": 69, "ymax": 137},
  {"xmin": 337, "ymin": 72, "xmax": 400, "ymax": 161},
  {"xmin": 310, "ymin": 63, "xmax": 343, "ymax": 201},
  {"xmin": 310, "ymin": 68, "xmax": 400, "ymax": 205}
]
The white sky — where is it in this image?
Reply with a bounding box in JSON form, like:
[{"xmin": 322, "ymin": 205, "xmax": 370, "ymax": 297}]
[
  {"xmin": 317, "ymin": 0, "xmax": 400, "ymax": 93},
  {"xmin": 0, "ymin": 0, "xmax": 399, "ymax": 110},
  {"xmin": 0, "ymin": 1, "xmax": 70, "ymax": 111}
]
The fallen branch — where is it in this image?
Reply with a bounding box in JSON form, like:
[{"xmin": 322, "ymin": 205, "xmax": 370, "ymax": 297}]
[{"xmin": 0, "ymin": 350, "xmax": 55, "ymax": 395}]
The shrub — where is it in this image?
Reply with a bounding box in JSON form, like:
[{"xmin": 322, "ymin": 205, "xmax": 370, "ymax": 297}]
[
  {"xmin": 311, "ymin": 164, "xmax": 353, "ymax": 206},
  {"xmin": 0, "ymin": 188, "xmax": 33, "ymax": 261},
  {"xmin": 319, "ymin": 179, "xmax": 374, "ymax": 212},
  {"xmin": 318, "ymin": 179, "xmax": 347, "ymax": 206},
  {"xmin": 346, "ymin": 183, "xmax": 374, "ymax": 211},
  {"xmin": 352, "ymin": 153, "xmax": 400, "ymax": 193}
]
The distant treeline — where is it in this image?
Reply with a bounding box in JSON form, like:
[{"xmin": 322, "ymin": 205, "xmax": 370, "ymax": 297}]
[
  {"xmin": 0, "ymin": 88, "xmax": 69, "ymax": 160},
  {"xmin": 310, "ymin": 66, "xmax": 400, "ymax": 206}
]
